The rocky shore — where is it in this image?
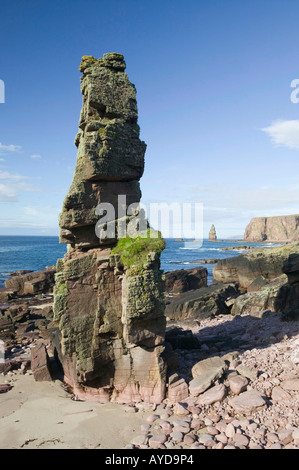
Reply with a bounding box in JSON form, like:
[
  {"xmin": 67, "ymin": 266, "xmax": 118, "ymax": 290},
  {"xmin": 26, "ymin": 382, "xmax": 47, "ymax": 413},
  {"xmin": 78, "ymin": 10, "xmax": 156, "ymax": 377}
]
[
  {"xmin": 125, "ymin": 312, "xmax": 299, "ymax": 450},
  {"xmin": 0, "ymin": 243, "xmax": 299, "ymax": 449},
  {"xmin": 0, "ymin": 52, "xmax": 298, "ymax": 450}
]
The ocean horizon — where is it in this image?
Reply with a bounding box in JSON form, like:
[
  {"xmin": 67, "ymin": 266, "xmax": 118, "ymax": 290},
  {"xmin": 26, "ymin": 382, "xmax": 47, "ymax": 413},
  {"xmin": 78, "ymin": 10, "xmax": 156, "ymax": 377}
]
[{"xmin": 0, "ymin": 235, "xmax": 279, "ymax": 289}]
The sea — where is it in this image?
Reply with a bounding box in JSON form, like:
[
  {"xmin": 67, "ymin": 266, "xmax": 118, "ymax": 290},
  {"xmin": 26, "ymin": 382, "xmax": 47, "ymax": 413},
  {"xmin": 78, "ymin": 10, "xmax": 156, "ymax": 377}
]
[{"xmin": 0, "ymin": 236, "xmax": 280, "ymax": 289}]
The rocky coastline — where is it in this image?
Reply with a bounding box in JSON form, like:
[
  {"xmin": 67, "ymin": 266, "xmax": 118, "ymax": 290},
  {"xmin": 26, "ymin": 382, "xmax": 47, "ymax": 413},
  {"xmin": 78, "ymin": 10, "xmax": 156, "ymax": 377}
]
[
  {"xmin": 0, "ymin": 238, "xmax": 299, "ymax": 449},
  {"xmin": 0, "ymin": 52, "xmax": 298, "ymax": 450}
]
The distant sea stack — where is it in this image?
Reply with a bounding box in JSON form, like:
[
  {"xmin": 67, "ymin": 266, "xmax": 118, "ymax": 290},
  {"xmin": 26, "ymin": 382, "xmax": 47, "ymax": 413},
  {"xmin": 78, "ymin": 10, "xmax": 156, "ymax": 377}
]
[
  {"xmin": 244, "ymin": 215, "xmax": 299, "ymax": 242},
  {"xmin": 209, "ymin": 224, "xmax": 217, "ymax": 241},
  {"xmin": 52, "ymin": 53, "xmax": 166, "ymax": 404}
]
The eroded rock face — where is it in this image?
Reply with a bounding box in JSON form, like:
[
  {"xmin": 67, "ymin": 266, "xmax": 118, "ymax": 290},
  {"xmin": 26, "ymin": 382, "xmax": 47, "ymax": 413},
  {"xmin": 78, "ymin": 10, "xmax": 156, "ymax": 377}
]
[
  {"xmin": 59, "ymin": 53, "xmax": 146, "ymax": 249},
  {"xmin": 213, "ymin": 244, "xmax": 299, "ymax": 319},
  {"xmin": 244, "ymin": 214, "xmax": 299, "ymax": 242},
  {"xmin": 165, "ymin": 267, "xmax": 207, "ymax": 294},
  {"xmin": 52, "ymin": 53, "xmax": 166, "ymax": 403},
  {"xmin": 213, "ymin": 243, "xmax": 299, "ymax": 289},
  {"xmin": 165, "ymin": 283, "xmax": 240, "ymax": 320}
]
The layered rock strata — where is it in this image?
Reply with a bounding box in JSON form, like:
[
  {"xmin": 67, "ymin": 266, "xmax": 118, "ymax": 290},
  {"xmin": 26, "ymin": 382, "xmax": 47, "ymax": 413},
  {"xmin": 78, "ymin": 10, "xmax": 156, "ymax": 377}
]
[
  {"xmin": 213, "ymin": 243, "xmax": 299, "ymax": 289},
  {"xmin": 165, "ymin": 283, "xmax": 240, "ymax": 320},
  {"xmin": 4, "ymin": 267, "xmax": 55, "ymax": 297},
  {"xmin": 213, "ymin": 243, "xmax": 299, "ymax": 318},
  {"xmin": 244, "ymin": 214, "xmax": 299, "ymax": 242},
  {"xmin": 52, "ymin": 53, "xmax": 166, "ymax": 403}
]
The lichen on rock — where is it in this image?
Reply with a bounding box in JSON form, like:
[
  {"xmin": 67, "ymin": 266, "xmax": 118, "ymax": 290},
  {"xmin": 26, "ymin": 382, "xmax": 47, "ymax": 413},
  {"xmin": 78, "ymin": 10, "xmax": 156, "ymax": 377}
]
[{"xmin": 52, "ymin": 53, "xmax": 166, "ymax": 404}]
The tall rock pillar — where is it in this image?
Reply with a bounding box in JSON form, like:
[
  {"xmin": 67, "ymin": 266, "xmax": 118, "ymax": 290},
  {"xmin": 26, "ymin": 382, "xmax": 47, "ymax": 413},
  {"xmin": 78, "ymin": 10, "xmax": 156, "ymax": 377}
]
[
  {"xmin": 209, "ymin": 224, "xmax": 217, "ymax": 241},
  {"xmin": 52, "ymin": 53, "xmax": 166, "ymax": 404}
]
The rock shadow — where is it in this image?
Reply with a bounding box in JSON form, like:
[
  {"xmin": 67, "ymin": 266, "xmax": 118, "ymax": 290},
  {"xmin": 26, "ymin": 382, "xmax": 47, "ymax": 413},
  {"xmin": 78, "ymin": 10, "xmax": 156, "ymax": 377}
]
[{"xmin": 165, "ymin": 311, "xmax": 299, "ymax": 383}]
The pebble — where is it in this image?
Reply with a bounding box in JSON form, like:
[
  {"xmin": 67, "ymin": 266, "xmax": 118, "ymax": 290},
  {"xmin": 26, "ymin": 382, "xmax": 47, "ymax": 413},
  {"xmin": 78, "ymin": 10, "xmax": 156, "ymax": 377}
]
[
  {"xmin": 131, "ymin": 435, "xmax": 147, "ymax": 446},
  {"xmin": 225, "ymin": 423, "xmax": 235, "ymax": 438},
  {"xmin": 292, "ymin": 428, "xmax": 299, "ymax": 444},
  {"xmin": 199, "ymin": 434, "xmax": 215, "ymax": 447},
  {"xmin": 190, "ymin": 418, "xmax": 203, "ymax": 430},
  {"xmin": 233, "ymin": 433, "xmax": 249, "ymax": 447},
  {"xmin": 216, "ymin": 433, "xmax": 228, "ymax": 444},
  {"xmin": 127, "ymin": 313, "xmax": 299, "ymax": 450},
  {"xmin": 170, "ymin": 431, "xmax": 183, "ymax": 443},
  {"xmin": 267, "ymin": 432, "xmax": 279, "ymax": 443},
  {"xmin": 148, "ymin": 434, "xmax": 167, "ymax": 448},
  {"xmin": 146, "ymin": 414, "xmax": 159, "ymax": 423},
  {"xmin": 271, "ymin": 386, "xmax": 292, "ymax": 401},
  {"xmin": 228, "ymin": 375, "xmax": 248, "ymax": 395},
  {"xmin": 206, "ymin": 425, "xmax": 219, "ymax": 436},
  {"xmin": 281, "ymin": 379, "xmax": 299, "ymax": 391},
  {"xmin": 183, "ymin": 434, "xmax": 195, "ymax": 445},
  {"xmin": 140, "ymin": 424, "xmax": 151, "ymax": 434},
  {"xmin": 236, "ymin": 364, "xmax": 258, "ymax": 381},
  {"xmin": 159, "ymin": 420, "xmax": 172, "ymax": 433},
  {"xmin": 174, "ymin": 402, "xmax": 189, "ymax": 416}
]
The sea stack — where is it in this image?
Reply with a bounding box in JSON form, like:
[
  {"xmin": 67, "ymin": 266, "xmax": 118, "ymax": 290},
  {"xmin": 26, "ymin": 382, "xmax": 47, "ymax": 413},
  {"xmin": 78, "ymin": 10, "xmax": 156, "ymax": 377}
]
[
  {"xmin": 209, "ymin": 224, "xmax": 217, "ymax": 241},
  {"xmin": 52, "ymin": 53, "xmax": 166, "ymax": 404}
]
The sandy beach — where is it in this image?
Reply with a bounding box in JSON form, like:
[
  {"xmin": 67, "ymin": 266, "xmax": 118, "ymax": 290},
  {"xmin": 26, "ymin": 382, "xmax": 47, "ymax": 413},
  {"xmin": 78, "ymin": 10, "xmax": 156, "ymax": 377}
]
[{"xmin": 0, "ymin": 373, "xmax": 150, "ymax": 449}]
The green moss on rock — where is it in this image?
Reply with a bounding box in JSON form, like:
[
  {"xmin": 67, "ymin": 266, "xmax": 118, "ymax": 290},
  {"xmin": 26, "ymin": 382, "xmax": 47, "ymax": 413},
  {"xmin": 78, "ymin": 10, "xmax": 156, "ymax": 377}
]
[{"xmin": 111, "ymin": 228, "xmax": 165, "ymax": 269}]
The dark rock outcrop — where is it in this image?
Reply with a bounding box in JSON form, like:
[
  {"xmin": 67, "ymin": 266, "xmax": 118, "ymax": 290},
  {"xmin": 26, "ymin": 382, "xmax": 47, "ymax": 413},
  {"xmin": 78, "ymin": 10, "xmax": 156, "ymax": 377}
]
[
  {"xmin": 165, "ymin": 283, "xmax": 240, "ymax": 320},
  {"xmin": 5, "ymin": 267, "xmax": 56, "ymax": 297},
  {"xmin": 278, "ymin": 253, "xmax": 299, "ymax": 319},
  {"xmin": 52, "ymin": 53, "xmax": 166, "ymax": 404},
  {"xmin": 165, "ymin": 267, "xmax": 207, "ymax": 294},
  {"xmin": 213, "ymin": 244, "xmax": 299, "ymax": 319},
  {"xmin": 231, "ymin": 275, "xmax": 288, "ymax": 316},
  {"xmin": 244, "ymin": 214, "xmax": 299, "ymax": 242},
  {"xmin": 213, "ymin": 243, "xmax": 299, "ymax": 289}
]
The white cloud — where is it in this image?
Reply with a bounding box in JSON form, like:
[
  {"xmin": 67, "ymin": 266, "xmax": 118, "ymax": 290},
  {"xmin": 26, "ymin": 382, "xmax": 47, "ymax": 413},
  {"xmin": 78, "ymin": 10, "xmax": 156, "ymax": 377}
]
[
  {"xmin": 31, "ymin": 154, "xmax": 42, "ymax": 159},
  {"xmin": 0, "ymin": 142, "xmax": 22, "ymax": 155},
  {"xmin": 261, "ymin": 120, "xmax": 299, "ymax": 150},
  {"xmin": 0, "ymin": 170, "xmax": 38, "ymax": 202},
  {"xmin": 0, "ymin": 158, "xmax": 5, "ymax": 162},
  {"xmin": 0, "ymin": 170, "xmax": 29, "ymax": 181}
]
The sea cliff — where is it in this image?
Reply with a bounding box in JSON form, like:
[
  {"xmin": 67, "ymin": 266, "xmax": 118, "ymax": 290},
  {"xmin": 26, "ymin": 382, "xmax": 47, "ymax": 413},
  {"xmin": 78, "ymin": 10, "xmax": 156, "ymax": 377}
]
[{"xmin": 244, "ymin": 214, "xmax": 299, "ymax": 242}]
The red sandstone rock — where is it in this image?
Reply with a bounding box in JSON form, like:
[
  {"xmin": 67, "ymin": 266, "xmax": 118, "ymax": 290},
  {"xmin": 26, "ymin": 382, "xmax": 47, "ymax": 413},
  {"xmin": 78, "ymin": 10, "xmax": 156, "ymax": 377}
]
[{"xmin": 31, "ymin": 342, "xmax": 52, "ymax": 382}]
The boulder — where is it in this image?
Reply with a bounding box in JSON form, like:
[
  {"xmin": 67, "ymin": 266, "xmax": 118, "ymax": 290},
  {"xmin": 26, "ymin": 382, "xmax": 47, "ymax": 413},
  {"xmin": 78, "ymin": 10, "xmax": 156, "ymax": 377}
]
[
  {"xmin": 228, "ymin": 375, "xmax": 248, "ymax": 395},
  {"xmin": 167, "ymin": 377, "xmax": 189, "ymax": 402},
  {"xmin": 165, "ymin": 267, "xmax": 207, "ymax": 294},
  {"xmin": 231, "ymin": 275, "xmax": 288, "ymax": 316},
  {"xmin": 165, "ymin": 283, "xmax": 240, "ymax": 320},
  {"xmin": 228, "ymin": 390, "xmax": 267, "ymax": 414},
  {"xmin": 31, "ymin": 342, "xmax": 52, "ymax": 382},
  {"xmin": 197, "ymin": 383, "xmax": 227, "ymax": 405},
  {"xmin": 189, "ymin": 356, "xmax": 227, "ymax": 396},
  {"xmin": 0, "ymin": 289, "xmax": 17, "ymax": 302},
  {"xmin": 5, "ymin": 267, "xmax": 56, "ymax": 296}
]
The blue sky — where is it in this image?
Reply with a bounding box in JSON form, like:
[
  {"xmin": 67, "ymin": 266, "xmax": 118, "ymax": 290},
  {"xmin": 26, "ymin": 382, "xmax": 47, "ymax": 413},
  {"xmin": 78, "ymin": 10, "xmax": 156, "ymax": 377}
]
[{"xmin": 1, "ymin": 0, "xmax": 299, "ymax": 238}]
